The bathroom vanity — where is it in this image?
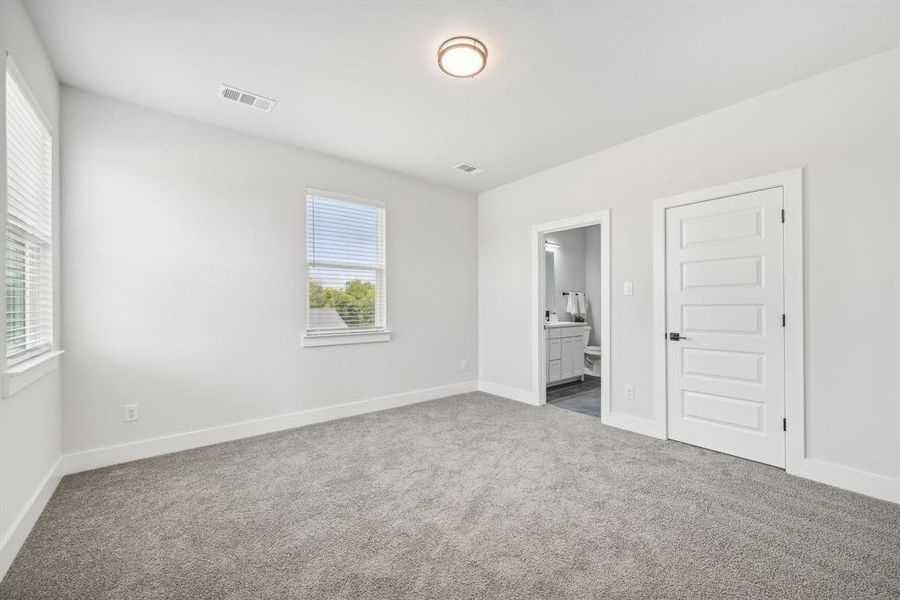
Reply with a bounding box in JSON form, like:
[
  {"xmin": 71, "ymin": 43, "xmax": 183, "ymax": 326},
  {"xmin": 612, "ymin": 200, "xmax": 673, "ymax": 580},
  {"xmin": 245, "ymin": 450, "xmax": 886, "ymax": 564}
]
[{"xmin": 544, "ymin": 322, "xmax": 588, "ymax": 386}]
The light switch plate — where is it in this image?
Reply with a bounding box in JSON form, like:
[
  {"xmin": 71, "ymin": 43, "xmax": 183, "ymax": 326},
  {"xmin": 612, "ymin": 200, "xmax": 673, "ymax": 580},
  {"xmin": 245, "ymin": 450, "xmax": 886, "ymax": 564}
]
[{"xmin": 624, "ymin": 281, "xmax": 634, "ymax": 296}]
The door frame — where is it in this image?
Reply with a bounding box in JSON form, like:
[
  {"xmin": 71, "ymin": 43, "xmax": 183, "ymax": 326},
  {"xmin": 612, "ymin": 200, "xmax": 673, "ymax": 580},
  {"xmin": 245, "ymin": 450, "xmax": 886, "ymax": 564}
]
[
  {"xmin": 531, "ymin": 210, "xmax": 610, "ymax": 411},
  {"xmin": 652, "ymin": 168, "xmax": 804, "ymax": 471}
]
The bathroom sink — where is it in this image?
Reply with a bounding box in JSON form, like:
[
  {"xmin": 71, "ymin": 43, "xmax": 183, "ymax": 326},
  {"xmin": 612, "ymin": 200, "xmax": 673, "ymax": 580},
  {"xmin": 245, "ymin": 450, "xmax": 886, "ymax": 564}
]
[{"xmin": 544, "ymin": 321, "xmax": 586, "ymax": 328}]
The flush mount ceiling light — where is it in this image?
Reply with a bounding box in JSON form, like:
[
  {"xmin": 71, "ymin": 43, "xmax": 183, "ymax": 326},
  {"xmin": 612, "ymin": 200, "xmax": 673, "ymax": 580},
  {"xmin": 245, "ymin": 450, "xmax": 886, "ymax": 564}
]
[{"xmin": 438, "ymin": 36, "xmax": 487, "ymax": 78}]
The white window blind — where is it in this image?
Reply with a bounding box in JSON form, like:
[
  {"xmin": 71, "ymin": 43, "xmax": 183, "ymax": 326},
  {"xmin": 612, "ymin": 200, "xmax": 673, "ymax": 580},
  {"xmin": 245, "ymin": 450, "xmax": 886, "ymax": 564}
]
[
  {"xmin": 306, "ymin": 190, "xmax": 386, "ymax": 335},
  {"xmin": 5, "ymin": 67, "xmax": 53, "ymax": 365}
]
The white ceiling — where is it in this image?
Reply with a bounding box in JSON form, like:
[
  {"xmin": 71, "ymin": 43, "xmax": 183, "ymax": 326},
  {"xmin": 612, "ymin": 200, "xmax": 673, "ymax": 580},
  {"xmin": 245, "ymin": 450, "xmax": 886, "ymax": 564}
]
[{"xmin": 24, "ymin": 0, "xmax": 900, "ymax": 193}]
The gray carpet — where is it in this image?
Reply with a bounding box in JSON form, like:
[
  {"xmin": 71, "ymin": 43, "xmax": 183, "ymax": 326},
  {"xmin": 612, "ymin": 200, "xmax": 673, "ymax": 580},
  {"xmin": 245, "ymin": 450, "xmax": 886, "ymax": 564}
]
[{"xmin": 2, "ymin": 392, "xmax": 898, "ymax": 599}]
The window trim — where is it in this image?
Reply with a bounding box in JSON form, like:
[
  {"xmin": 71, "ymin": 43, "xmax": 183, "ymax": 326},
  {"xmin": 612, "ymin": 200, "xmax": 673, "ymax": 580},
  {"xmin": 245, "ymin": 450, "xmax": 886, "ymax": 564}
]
[
  {"xmin": 2, "ymin": 57, "xmax": 60, "ymax": 394},
  {"xmin": 3, "ymin": 349, "xmax": 64, "ymax": 398},
  {"xmin": 303, "ymin": 187, "xmax": 390, "ymax": 346},
  {"xmin": 301, "ymin": 330, "xmax": 391, "ymax": 348},
  {"xmin": 5, "ymin": 58, "xmax": 53, "ymax": 132}
]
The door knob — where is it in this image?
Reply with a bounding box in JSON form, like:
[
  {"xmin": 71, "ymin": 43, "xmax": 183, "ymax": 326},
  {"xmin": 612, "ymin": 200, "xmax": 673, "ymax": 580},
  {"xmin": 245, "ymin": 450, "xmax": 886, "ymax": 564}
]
[{"xmin": 668, "ymin": 332, "xmax": 689, "ymax": 341}]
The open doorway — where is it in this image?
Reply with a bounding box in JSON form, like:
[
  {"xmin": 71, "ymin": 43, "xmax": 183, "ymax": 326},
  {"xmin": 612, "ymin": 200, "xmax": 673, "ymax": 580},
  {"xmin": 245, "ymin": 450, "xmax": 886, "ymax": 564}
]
[{"xmin": 532, "ymin": 210, "xmax": 610, "ymax": 417}]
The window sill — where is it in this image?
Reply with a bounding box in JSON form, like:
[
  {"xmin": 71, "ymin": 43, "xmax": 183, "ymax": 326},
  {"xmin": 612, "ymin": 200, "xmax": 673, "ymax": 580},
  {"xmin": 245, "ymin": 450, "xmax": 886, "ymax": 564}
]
[
  {"xmin": 3, "ymin": 350, "xmax": 65, "ymax": 398},
  {"xmin": 302, "ymin": 330, "xmax": 392, "ymax": 348}
]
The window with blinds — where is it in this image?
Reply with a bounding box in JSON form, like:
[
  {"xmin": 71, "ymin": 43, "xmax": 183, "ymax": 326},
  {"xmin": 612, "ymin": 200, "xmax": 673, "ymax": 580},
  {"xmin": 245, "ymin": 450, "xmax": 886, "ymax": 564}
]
[
  {"xmin": 306, "ymin": 190, "xmax": 386, "ymax": 335},
  {"xmin": 5, "ymin": 67, "xmax": 53, "ymax": 365}
]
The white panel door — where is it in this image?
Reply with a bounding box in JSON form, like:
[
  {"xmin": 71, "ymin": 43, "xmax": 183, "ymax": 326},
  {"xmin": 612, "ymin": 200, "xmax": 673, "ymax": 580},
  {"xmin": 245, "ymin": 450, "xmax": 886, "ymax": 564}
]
[{"xmin": 666, "ymin": 187, "xmax": 785, "ymax": 467}]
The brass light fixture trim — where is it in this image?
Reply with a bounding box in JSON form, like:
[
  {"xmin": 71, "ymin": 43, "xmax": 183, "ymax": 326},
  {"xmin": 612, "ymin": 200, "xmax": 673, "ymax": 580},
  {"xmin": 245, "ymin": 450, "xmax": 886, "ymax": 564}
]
[{"xmin": 437, "ymin": 36, "xmax": 488, "ymax": 78}]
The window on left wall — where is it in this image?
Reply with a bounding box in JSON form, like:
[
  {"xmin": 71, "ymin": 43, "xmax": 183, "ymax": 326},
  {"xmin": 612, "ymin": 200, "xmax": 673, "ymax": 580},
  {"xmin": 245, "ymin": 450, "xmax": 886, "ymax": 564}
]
[{"xmin": 5, "ymin": 66, "xmax": 54, "ymax": 365}]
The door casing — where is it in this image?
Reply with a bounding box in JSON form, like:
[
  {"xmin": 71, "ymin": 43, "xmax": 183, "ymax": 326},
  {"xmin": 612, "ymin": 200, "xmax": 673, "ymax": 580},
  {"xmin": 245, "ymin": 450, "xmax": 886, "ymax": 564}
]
[
  {"xmin": 652, "ymin": 169, "xmax": 804, "ymax": 472},
  {"xmin": 532, "ymin": 210, "xmax": 610, "ymax": 411}
]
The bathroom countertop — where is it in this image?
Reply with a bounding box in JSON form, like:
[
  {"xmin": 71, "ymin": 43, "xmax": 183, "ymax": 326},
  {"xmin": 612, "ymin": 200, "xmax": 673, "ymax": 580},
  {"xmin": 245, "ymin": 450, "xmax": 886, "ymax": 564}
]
[{"xmin": 544, "ymin": 321, "xmax": 588, "ymax": 329}]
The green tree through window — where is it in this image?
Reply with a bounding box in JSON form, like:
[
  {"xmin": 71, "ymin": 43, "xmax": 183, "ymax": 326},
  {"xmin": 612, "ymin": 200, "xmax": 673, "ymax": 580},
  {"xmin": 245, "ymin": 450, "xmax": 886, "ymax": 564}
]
[{"xmin": 309, "ymin": 279, "xmax": 377, "ymax": 327}]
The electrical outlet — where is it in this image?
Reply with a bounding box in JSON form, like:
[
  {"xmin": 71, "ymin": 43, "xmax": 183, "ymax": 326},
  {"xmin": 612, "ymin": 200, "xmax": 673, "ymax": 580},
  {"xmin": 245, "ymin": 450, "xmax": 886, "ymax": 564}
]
[
  {"xmin": 123, "ymin": 404, "xmax": 139, "ymax": 423},
  {"xmin": 623, "ymin": 281, "xmax": 634, "ymax": 296},
  {"xmin": 624, "ymin": 384, "xmax": 634, "ymax": 400},
  {"xmin": 460, "ymin": 359, "xmax": 468, "ymax": 372}
]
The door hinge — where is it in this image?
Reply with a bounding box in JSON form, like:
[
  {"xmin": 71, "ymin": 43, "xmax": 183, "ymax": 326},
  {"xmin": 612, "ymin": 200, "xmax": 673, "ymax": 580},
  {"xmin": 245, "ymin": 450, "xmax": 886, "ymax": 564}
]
[
  {"xmin": 781, "ymin": 209, "xmax": 785, "ymax": 223},
  {"xmin": 783, "ymin": 418, "xmax": 787, "ymax": 432},
  {"xmin": 782, "ymin": 314, "xmax": 786, "ymax": 327}
]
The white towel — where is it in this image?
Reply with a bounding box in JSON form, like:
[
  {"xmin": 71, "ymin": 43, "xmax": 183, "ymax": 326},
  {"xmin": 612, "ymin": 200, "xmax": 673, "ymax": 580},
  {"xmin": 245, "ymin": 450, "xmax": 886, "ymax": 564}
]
[
  {"xmin": 566, "ymin": 293, "xmax": 577, "ymax": 314},
  {"xmin": 577, "ymin": 293, "xmax": 586, "ymax": 314}
]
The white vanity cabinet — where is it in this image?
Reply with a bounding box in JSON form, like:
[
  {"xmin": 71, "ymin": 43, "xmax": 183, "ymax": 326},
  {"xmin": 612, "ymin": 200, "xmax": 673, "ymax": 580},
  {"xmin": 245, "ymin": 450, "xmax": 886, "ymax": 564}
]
[
  {"xmin": 545, "ymin": 324, "xmax": 586, "ymax": 386},
  {"xmin": 548, "ymin": 336, "xmax": 562, "ymax": 382}
]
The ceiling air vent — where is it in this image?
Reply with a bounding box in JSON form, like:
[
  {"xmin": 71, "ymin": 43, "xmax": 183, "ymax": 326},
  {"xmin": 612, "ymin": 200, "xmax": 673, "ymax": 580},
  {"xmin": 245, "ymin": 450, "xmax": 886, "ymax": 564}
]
[
  {"xmin": 219, "ymin": 84, "xmax": 276, "ymax": 113},
  {"xmin": 454, "ymin": 162, "xmax": 484, "ymax": 175}
]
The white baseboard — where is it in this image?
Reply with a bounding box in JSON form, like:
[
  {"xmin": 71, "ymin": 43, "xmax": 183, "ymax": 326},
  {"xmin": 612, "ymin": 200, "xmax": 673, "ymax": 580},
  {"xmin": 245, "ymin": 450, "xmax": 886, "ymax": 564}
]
[
  {"xmin": 0, "ymin": 457, "xmax": 61, "ymax": 581},
  {"xmin": 477, "ymin": 380, "xmax": 539, "ymax": 406},
  {"xmin": 602, "ymin": 411, "xmax": 665, "ymax": 439},
  {"xmin": 59, "ymin": 380, "xmax": 478, "ymax": 476},
  {"xmin": 790, "ymin": 458, "xmax": 899, "ymax": 504},
  {"xmin": 599, "ymin": 408, "xmax": 898, "ymax": 504},
  {"xmin": 601, "ymin": 413, "xmax": 897, "ymax": 504}
]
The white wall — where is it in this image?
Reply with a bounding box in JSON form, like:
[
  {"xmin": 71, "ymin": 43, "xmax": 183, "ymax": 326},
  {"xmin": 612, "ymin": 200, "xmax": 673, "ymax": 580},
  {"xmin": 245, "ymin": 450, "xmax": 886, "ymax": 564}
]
[
  {"xmin": 0, "ymin": 0, "xmax": 62, "ymax": 576},
  {"xmin": 479, "ymin": 50, "xmax": 900, "ymax": 493},
  {"xmin": 61, "ymin": 88, "xmax": 478, "ymax": 455},
  {"xmin": 545, "ymin": 227, "xmax": 585, "ymax": 317},
  {"xmin": 584, "ymin": 225, "xmax": 602, "ymax": 347}
]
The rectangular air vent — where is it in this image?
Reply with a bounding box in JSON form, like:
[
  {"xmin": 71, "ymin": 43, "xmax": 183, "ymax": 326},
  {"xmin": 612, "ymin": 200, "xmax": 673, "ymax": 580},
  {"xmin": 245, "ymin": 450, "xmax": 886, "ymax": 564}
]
[
  {"xmin": 454, "ymin": 162, "xmax": 484, "ymax": 175},
  {"xmin": 219, "ymin": 84, "xmax": 276, "ymax": 113}
]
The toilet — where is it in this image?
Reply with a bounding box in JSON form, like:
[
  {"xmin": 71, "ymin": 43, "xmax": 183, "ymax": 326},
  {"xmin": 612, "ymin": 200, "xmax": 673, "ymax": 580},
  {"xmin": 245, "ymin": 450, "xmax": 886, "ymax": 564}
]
[{"xmin": 582, "ymin": 326, "xmax": 602, "ymax": 377}]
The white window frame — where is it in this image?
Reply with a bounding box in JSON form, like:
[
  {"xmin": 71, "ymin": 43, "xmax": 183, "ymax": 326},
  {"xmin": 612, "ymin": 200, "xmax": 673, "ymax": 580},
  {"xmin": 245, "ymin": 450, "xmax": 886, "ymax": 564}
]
[
  {"xmin": 2, "ymin": 58, "xmax": 63, "ymax": 397},
  {"xmin": 302, "ymin": 188, "xmax": 390, "ymax": 347}
]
